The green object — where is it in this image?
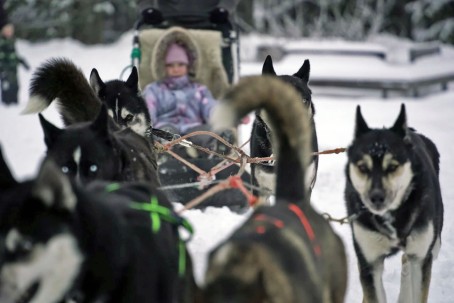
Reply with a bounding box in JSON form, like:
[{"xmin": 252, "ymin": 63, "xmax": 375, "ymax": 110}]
[
  {"xmin": 130, "ymin": 195, "xmax": 194, "ymax": 277},
  {"xmin": 178, "ymin": 241, "xmax": 186, "ymax": 277},
  {"xmin": 106, "ymin": 183, "xmax": 193, "ymax": 277},
  {"xmin": 131, "ymin": 47, "xmax": 141, "ymax": 62},
  {"xmin": 130, "ymin": 196, "xmax": 162, "ymax": 233},
  {"xmin": 105, "ymin": 182, "xmax": 121, "ymax": 192}
]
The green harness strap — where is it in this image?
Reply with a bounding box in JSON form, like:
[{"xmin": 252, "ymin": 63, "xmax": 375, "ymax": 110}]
[
  {"xmin": 106, "ymin": 182, "xmax": 121, "ymax": 192},
  {"xmin": 106, "ymin": 183, "xmax": 193, "ymax": 277}
]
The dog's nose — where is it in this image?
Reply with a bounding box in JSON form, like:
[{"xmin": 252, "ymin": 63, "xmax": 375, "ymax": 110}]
[{"xmin": 370, "ymin": 189, "xmax": 385, "ymax": 206}]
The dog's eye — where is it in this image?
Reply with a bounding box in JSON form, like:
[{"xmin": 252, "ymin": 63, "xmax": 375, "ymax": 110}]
[
  {"xmin": 19, "ymin": 239, "xmax": 33, "ymax": 253},
  {"xmin": 387, "ymin": 164, "xmax": 398, "ymax": 173},
  {"xmin": 125, "ymin": 114, "xmax": 134, "ymax": 123},
  {"xmin": 61, "ymin": 166, "xmax": 70, "ymax": 174},
  {"xmin": 89, "ymin": 165, "xmax": 98, "ymax": 173},
  {"xmin": 11, "ymin": 238, "xmax": 34, "ymax": 257},
  {"xmin": 357, "ymin": 164, "xmax": 369, "ymax": 174}
]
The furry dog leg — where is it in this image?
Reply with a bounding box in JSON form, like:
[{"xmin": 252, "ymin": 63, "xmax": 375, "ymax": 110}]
[{"xmin": 398, "ymin": 254, "xmax": 433, "ymax": 303}]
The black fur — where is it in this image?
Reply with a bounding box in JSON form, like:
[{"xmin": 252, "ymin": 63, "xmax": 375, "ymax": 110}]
[
  {"xmin": 39, "ymin": 105, "xmax": 159, "ymax": 186},
  {"xmin": 25, "ymin": 57, "xmax": 151, "ymax": 137},
  {"xmin": 250, "ymin": 55, "xmax": 318, "ymax": 198},
  {"xmin": 26, "ymin": 57, "xmax": 100, "ymax": 125},
  {"xmin": 24, "ymin": 58, "xmax": 158, "ymax": 185},
  {"xmin": 203, "ymin": 76, "xmax": 347, "ymax": 302},
  {"xmin": 345, "ymin": 104, "xmax": 443, "ymax": 302},
  {"xmin": 90, "ymin": 67, "xmax": 152, "ymax": 135},
  {"xmin": 0, "ymin": 147, "xmax": 198, "ymax": 303}
]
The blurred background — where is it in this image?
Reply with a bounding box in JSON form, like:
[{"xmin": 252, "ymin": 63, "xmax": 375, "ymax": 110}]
[{"xmin": 5, "ymin": 0, "xmax": 454, "ymax": 45}]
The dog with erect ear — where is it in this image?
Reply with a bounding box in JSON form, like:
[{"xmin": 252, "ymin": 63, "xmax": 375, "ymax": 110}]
[
  {"xmin": 89, "ymin": 66, "xmax": 152, "ymax": 136},
  {"xmin": 250, "ymin": 55, "xmax": 318, "ymax": 202},
  {"xmin": 345, "ymin": 104, "xmax": 443, "ymax": 303},
  {"xmin": 38, "ymin": 103, "xmax": 159, "ymax": 186},
  {"xmin": 22, "ymin": 57, "xmax": 151, "ymax": 137},
  {"xmin": 201, "ymin": 75, "xmax": 347, "ymax": 303},
  {"xmin": 0, "ymin": 146, "xmax": 199, "ymax": 303},
  {"xmin": 22, "ymin": 58, "xmax": 158, "ymax": 185}
]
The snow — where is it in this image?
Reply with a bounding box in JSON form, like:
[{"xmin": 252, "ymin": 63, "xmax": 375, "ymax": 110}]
[{"xmin": 1, "ymin": 32, "xmax": 454, "ymax": 302}]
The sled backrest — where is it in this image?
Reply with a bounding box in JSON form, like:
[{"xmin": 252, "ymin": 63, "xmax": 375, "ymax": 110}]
[{"xmin": 138, "ymin": 28, "xmax": 230, "ymax": 99}]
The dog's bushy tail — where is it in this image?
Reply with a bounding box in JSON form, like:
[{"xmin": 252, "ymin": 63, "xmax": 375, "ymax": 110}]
[
  {"xmin": 22, "ymin": 58, "xmax": 101, "ymax": 125},
  {"xmin": 211, "ymin": 75, "xmax": 312, "ymax": 203}
]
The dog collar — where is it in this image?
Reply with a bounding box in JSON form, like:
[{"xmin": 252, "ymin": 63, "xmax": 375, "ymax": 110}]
[{"xmin": 371, "ymin": 214, "xmax": 397, "ymax": 240}]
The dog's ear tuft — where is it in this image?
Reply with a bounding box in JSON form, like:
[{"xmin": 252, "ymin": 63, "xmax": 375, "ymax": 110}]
[
  {"xmin": 32, "ymin": 159, "xmax": 77, "ymax": 211},
  {"xmin": 294, "ymin": 59, "xmax": 310, "ymax": 83},
  {"xmin": 391, "ymin": 104, "xmax": 410, "ymax": 140},
  {"xmin": 89, "ymin": 68, "xmax": 105, "ymax": 95},
  {"xmin": 354, "ymin": 105, "xmax": 370, "ymax": 138},
  {"xmin": 39, "ymin": 114, "xmax": 63, "ymax": 149},
  {"xmin": 262, "ymin": 55, "xmax": 276, "ymax": 76},
  {"xmin": 91, "ymin": 104, "xmax": 111, "ymax": 140},
  {"xmin": 126, "ymin": 66, "xmax": 139, "ymax": 93},
  {"xmin": 0, "ymin": 146, "xmax": 17, "ymax": 189}
]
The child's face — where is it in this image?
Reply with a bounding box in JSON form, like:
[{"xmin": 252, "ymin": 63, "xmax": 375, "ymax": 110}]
[{"xmin": 166, "ymin": 63, "xmax": 188, "ymax": 77}]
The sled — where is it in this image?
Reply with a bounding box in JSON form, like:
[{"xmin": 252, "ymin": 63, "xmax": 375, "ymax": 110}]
[{"xmin": 128, "ymin": 6, "xmax": 251, "ymax": 212}]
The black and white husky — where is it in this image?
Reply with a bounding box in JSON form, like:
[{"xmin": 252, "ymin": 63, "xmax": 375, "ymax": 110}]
[
  {"xmin": 345, "ymin": 104, "xmax": 443, "ymax": 303},
  {"xmin": 250, "ymin": 55, "xmax": 318, "ymax": 200},
  {"xmin": 22, "ymin": 58, "xmax": 158, "ymax": 185},
  {"xmin": 0, "ymin": 147, "xmax": 198, "ymax": 303},
  {"xmin": 38, "ymin": 105, "xmax": 159, "ymax": 185},
  {"xmin": 23, "ymin": 57, "xmax": 151, "ymax": 137},
  {"xmin": 203, "ymin": 75, "xmax": 347, "ymax": 302}
]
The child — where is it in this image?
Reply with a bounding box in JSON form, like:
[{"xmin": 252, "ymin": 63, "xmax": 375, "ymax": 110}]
[
  {"xmin": 143, "ymin": 40, "xmax": 235, "ymax": 156},
  {"xmin": 0, "ymin": 1, "xmax": 29, "ymax": 105}
]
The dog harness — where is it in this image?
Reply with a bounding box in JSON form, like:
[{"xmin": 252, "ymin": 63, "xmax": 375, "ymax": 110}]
[
  {"xmin": 253, "ymin": 203, "xmax": 321, "ymax": 257},
  {"xmin": 106, "ymin": 183, "xmax": 193, "ymax": 277},
  {"xmin": 130, "ymin": 196, "xmax": 193, "ymax": 277}
]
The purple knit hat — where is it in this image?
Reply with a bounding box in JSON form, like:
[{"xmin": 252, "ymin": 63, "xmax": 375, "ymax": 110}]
[{"xmin": 165, "ymin": 43, "xmax": 189, "ymax": 65}]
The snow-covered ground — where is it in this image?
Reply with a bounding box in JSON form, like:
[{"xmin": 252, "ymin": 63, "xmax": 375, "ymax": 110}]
[{"xmin": 1, "ymin": 32, "xmax": 453, "ymax": 302}]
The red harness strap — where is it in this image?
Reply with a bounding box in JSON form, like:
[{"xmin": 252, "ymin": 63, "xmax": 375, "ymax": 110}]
[
  {"xmin": 253, "ymin": 214, "xmax": 283, "ymax": 234},
  {"xmin": 288, "ymin": 203, "xmax": 322, "ymax": 256},
  {"xmin": 228, "ymin": 175, "xmax": 258, "ymax": 206},
  {"xmin": 251, "ymin": 205, "xmax": 321, "ymax": 257}
]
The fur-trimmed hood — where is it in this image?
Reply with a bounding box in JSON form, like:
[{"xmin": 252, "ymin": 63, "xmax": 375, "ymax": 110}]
[
  {"xmin": 151, "ymin": 27, "xmax": 201, "ymax": 81},
  {"xmin": 139, "ymin": 26, "xmax": 229, "ymax": 98}
]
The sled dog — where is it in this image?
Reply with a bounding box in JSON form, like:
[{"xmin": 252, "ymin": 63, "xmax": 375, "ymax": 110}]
[
  {"xmin": 0, "ymin": 147, "xmax": 198, "ymax": 303},
  {"xmin": 23, "ymin": 57, "xmax": 151, "ymax": 137},
  {"xmin": 39, "ymin": 105, "xmax": 159, "ymax": 185},
  {"xmin": 203, "ymin": 75, "xmax": 347, "ymax": 303},
  {"xmin": 250, "ymin": 55, "xmax": 318, "ymax": 201},
  {"xmin": 345, "ymin": 104, "xmax": 443, "ymax": 303}
]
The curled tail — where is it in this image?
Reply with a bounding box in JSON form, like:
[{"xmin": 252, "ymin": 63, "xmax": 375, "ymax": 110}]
[
  {"xmin": 211, "ymin": 75, "xmax": 312, "ymax": 203},
  {"xmin": 22, "ymin": 57, "xmax": 101, "ymax": 125}
]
